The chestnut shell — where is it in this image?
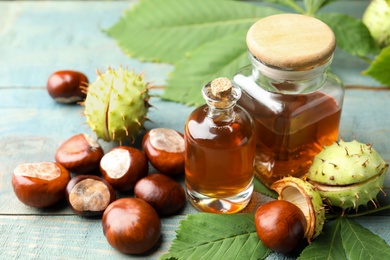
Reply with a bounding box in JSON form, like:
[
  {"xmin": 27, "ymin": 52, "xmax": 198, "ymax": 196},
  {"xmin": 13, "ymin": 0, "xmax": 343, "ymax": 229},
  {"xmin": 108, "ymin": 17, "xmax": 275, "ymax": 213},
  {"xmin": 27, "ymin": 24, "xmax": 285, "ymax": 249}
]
[{"xmin": 102, "ymin": 198, "xmax": 161, "ymax": 254}]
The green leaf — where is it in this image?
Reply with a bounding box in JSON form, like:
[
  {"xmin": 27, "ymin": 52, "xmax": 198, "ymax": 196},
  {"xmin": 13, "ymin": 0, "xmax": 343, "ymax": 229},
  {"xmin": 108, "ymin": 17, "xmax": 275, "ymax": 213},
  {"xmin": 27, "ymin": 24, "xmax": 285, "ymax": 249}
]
[
  {"xmin": 304, "ymin": 0, "xmax": 337, "ymax": 14},
  {"xmin": 298, "ymin": 218, "xmax": 346, "ymax": 260},
  {"xmin": 106, "ymin": 0, "xmax": 282, "ymax": 63},
  {"xmin": 254, "ymin": 177, "xmax": 278, "ymax": 199},
  {"xmin": 160, "ymin": 213, "xmax": 271, "ymax": 260},
  {"xmin": 363, "ymin": 45, "xmax": 390, "ymax": 86},
  {"xmin": 340, "ymin": 217, "xmax": 390, "ymax": 260},
  {"xmin": 264, "ymin": 0, "xmax": 305, "ymax": 13},
  {"xmin": 315, "ymin": 13, "xmax": 380, "ymax": 57},
  {"xmin": 162, "ymin": 30, "xmax": 250, "ymax": 106}
]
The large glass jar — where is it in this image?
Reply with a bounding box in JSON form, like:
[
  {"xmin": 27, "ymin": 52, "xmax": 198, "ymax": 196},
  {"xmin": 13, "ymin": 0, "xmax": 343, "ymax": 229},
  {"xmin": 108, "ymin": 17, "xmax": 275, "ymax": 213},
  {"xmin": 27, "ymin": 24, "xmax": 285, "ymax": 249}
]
[{"xmin": 233, "ymin": 14, "xmax": 345, "ymax": 188}]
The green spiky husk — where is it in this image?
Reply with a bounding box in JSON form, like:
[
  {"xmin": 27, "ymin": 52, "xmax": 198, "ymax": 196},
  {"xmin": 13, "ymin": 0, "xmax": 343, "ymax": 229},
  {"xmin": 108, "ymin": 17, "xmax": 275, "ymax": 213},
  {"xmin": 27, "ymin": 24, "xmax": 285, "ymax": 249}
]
[
  {"xmin": 307, "ymin": 139, "xmax": 388, "ymax": 210},
  {"xmin": 84, "ymin": 67, "xmax": 150, "ymax": 142}
]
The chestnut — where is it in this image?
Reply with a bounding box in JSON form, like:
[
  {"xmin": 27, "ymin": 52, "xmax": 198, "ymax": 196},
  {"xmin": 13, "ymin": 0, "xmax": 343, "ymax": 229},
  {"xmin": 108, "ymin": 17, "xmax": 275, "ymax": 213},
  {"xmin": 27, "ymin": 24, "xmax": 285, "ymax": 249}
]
[
  {"xmin": 65, "ymin": 175, "xmax": 116, "ymax": 217},
  {"xmin": 134, "ymin": 173, "xmax": 186, "ymax": 216},
  {"xmin": 100, "ymin": 146, "xmax": 148, "ymax": 192},
  {"xmin": 12, "ymin": 162, "xmax": 71, "ymax": 208},
  {"xmin": 254, "ymin": 200, "xmax": 307, "ymax": 254},
  {"xmin": 102, "ymin": 198, "xmax": 161, "ymax": 254},
  {"xmin": 142, "ymin": 128, "xmax": 185, "ymax": 176},
  {"xmin": 46, "ymin": 70, "xmax": 88, "ymax": 103},
  {"xmin": 55, "ymin": 133, "xmax": 104, "ymax": 175}
]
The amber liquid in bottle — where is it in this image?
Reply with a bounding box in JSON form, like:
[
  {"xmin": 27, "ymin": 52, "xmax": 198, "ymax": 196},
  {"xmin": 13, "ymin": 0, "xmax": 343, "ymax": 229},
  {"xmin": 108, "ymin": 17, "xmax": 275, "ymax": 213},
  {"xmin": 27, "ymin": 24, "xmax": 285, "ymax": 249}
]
[
  {"xmin": 239, "ymin": 88, "xmax": 341, "ymax": 187},
  {"xmin": 185, "ymin": 79, "xmax": 256, "ymax": 214}
]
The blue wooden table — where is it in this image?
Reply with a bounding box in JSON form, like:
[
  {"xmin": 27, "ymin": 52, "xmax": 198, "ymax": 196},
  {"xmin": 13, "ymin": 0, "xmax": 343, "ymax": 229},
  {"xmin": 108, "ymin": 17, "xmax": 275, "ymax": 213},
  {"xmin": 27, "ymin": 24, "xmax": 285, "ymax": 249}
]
[{"xmin": 0, "ymin": 1, "xmax": 389, "ymax": 259}]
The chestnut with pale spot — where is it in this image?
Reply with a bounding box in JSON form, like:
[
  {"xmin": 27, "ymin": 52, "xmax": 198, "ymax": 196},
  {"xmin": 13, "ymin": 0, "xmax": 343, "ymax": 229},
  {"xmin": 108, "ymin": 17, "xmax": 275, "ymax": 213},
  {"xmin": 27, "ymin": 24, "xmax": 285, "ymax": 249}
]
[
  {"xmin": 100, "ymin": 146, "xmax": 148, "ymax": 192},
  {"xmin": 12, "ymin": 162, "xmax": 71, "ymax": 208},
  {"xmin": 55, "ymin": 133, "xmax": 104, "ymax": 175},
  {"xmin": 66, "ymin": 175, "xmax": 116, "ymax": 217},
  {"xmin": 142, "ymin": 128, "xmax": 185, "ymax": 176}
]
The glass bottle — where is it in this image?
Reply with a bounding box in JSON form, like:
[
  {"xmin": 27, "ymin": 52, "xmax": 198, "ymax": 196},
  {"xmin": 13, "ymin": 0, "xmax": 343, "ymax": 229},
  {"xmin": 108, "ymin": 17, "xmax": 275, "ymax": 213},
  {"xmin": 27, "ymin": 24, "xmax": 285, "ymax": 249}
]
[
  {"xmin": 233, "ymin": 14, "xmax": 345, "ymax": 188},
  {"xmin": 184, "ymin": 77, "xmax": 256, "ymax": 214}
]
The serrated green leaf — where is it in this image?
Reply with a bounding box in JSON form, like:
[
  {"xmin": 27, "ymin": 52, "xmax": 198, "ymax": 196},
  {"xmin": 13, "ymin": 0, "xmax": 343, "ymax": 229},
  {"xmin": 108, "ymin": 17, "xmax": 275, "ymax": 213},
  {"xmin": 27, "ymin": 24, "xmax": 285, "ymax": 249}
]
[
  {"xmin": 315, "ymin": 13, "xmax": 380, "ymax": 57},
  {"xmin": 162, "ymin": 30, "xmax": 250, "ymax": 106},
  {"xmin": 160, "ymin": 213, "xmax": 271, "ymax": 260},
  {"xmin": 363, "ymin": 45, "xmax": 390, "ymax": 86},
  {"xmin": 340, "ymin": 217, "xmax": 390, "ymax": 260},
  {"xmin": 106, "ymin": 0, "xmax": 282, "ymax": 63},
  {"xmin": 298, "ymin": 218, "xmax": 346, "ymax": 260}
]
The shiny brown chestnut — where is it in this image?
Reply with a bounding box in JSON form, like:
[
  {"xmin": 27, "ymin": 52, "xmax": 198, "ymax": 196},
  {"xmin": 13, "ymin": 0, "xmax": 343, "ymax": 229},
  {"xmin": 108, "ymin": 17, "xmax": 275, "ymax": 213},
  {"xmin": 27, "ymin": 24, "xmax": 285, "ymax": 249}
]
[
  {"xmin": 254, "ymin": 200, "xmax": 307, "ymax": 254},
  {"xmin": 100, "ymin": 146, "xmax": 148, "ymax": 192},
  {"xmin": 142, "ymin": 128, "xmax": 185, "ymax": 176},
  {"xmin": 12, "ymin": 162, "xmax": 71, "ymax": 208},
  {"xmin": 134, "ymin": 173, "xmax": 186, "ymax": 216},
  {"xmin": 46, "ymin": 70, "xmax": 88, "ymax": 103},
  {"xmin": 102, "ymin": 198, "xmax": 161, "ymax": 254},
  {"xmin": 55, "ymin": 133, "xmax": 104, "ymax": 174},
  {"xmin": 66, "ymin": 175, "xmax": 116, "ymax": 217}
]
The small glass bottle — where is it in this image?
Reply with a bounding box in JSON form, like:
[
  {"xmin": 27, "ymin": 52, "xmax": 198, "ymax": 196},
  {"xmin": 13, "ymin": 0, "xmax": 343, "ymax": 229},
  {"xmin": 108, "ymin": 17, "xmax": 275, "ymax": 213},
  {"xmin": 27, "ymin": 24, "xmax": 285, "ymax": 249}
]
[
  {"xmin": 233, "ymin": 14, "xmax": 345, "ymax": 188},
  {"xmin": 184, "ymin": 77, "xmax": 256, "ymax": 214}
]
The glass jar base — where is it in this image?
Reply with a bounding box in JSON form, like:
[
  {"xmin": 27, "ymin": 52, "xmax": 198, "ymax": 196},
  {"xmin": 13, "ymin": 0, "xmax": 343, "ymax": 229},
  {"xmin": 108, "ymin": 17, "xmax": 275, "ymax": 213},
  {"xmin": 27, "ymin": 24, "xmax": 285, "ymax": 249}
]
[{"xmin": 186, "ymin": 181, "xmax": 254, "ymax": 214}]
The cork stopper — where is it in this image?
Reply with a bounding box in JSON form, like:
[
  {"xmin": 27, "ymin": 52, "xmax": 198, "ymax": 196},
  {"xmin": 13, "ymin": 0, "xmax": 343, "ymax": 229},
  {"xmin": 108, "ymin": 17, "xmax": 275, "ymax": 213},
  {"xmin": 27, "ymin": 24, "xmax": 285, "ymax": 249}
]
[
  {"xmin": 203, "ymin": 77, "xmax": 240, "ymax": 109},
  {"xmin": 246, "ymin": 14, "xmax": 336, "ymax": 69},
  {"xmin": 211, "ymin": 77, "xmax": 232, "ymax": 98}
]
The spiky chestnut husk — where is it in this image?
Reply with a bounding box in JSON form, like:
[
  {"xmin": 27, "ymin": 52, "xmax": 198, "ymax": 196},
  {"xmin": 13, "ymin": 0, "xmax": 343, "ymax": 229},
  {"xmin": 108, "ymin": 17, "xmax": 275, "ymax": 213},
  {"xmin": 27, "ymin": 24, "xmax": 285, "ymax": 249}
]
[
  {"xmin": 83, "ymin": 67, "xmax": 150, "ymax": 143},
  {"xmin": 272, "ymin": 177, "xmax": 325, "ymax": 242},
  {"xmin": 307, "ymin": 139, "xmax": 388, "ymax": 210}
]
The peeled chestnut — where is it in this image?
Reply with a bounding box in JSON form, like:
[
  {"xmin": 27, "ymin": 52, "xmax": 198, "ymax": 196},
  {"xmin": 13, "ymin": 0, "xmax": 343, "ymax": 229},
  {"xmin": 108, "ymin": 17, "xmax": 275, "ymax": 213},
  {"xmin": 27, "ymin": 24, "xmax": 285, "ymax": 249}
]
[
  {"xmin": 46, "ymin": 70, "xmax": 88, "ymax": 103},
  {"xmin": 254, "ymin": 200, "xmax": 307, "ymax": 254},
  {"xmin": 66, "ymin": 175, "xmax": 116, "ymax": 217},
  {"xmin": 12, "ymin": 162, "xmax": 71, "ymax": 208},
  {"xmin": 100, "ymin": 146, "xmax": 148, "ymax": 192},
  {"xmin": 55, "ymin": 133, "xmax": 104, "ymax": 174},
  {"xmin": 102, "ymin": 198, "xmax": 161, "ymax": 254},
  {"xmin": 142, "ymin": 128, "xmax": 185, "ymax": 176},
  {"xmin": 134, "ymin": 173, "xmax": 186, "ymax": 216}
]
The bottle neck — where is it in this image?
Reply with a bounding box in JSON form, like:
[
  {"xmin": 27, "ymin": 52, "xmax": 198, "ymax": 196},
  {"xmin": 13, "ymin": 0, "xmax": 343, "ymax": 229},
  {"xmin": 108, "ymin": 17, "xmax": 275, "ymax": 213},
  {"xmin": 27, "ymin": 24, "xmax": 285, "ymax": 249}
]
[
  {"xmin": 249, "ymin": 52, "xmax": 332, "ymax": 94},
  {"xmin": 202, "ymin": 82, "xmax": 241, "ymax": 123}
]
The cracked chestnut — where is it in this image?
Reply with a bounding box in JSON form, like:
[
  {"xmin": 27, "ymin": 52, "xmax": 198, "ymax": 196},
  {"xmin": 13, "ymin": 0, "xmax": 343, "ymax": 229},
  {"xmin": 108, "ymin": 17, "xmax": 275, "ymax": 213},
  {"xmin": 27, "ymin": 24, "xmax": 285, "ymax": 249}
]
[
  {"xmin": 66, "ymin": 175, "xmax": 116, "ymax": 217},
  {"xmin": 102, "ymin": 198, "xmax": 161, "ymax": 254}
]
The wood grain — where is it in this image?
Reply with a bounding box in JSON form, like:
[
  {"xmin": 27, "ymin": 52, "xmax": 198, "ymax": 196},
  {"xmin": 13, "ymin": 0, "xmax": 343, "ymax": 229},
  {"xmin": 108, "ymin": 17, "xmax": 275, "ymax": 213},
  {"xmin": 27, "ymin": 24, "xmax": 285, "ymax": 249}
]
[{"xmin": 0, "ymin": 1, "xmax": 389, "ymax": 259}]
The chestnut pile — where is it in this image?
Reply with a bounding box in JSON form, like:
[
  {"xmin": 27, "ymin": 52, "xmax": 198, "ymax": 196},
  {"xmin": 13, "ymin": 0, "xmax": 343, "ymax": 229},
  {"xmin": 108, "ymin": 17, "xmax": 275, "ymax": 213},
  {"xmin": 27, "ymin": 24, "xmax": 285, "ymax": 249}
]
[{"xmin": 11, "ymin": 128, "xmax": 186, "ymax": 255}]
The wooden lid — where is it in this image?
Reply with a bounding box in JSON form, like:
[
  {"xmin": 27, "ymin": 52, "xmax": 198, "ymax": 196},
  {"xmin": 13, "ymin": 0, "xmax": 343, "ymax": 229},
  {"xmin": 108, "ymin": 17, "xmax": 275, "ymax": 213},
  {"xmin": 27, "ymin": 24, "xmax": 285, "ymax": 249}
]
[{"xmin": 246, "ymin": 14, "xmax": 336, "ymax": 69}]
